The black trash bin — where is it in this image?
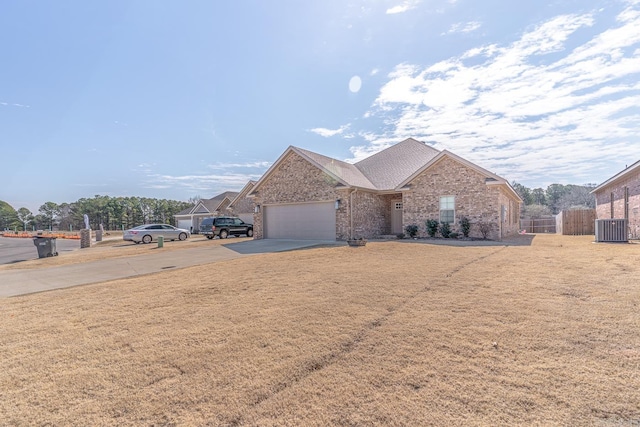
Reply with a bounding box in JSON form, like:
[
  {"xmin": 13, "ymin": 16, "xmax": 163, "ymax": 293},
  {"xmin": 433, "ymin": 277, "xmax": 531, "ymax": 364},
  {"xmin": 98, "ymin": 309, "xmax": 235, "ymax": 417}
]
[{"xmin": 33, "ymin": 236, "xmax": 58, "ymax": 258}]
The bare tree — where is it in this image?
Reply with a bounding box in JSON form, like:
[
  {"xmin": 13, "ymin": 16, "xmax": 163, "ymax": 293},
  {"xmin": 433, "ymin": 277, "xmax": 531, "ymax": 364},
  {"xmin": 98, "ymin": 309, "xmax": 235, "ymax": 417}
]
[{"xmin": 557, "ymin": 185, "xmax": 596, "ymax": 211}]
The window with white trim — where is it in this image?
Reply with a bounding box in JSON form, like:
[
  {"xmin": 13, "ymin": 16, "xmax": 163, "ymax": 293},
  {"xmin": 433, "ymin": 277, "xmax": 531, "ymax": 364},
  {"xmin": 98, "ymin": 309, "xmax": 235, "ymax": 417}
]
[{"xmin": 439, "ymin": 196, "xmax": 455, "ymax": 224}]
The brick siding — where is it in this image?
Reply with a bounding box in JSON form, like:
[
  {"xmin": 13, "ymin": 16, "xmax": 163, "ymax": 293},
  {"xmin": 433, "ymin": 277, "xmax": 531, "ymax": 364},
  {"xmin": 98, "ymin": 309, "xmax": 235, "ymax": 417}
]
[
  {"xmin": 594, "ymin": 169, "xmax": 640, "ymax": 239},
  {"xmin": 253, "ymin": 150, "xmax": 521, "ymax": 241},
  {"xmin": 252, "ymin": 152, "xmax": 341, "ymax": 239},
  {"xmin": 402, "ymin": 157, "xmax": 520, "ymax": 240}
]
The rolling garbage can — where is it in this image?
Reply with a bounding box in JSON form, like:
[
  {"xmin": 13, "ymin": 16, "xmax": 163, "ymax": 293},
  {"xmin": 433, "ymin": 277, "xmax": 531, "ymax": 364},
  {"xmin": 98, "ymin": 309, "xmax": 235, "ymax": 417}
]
[{"xmin": 33, "ymin": 236, "xmax": 58, "ymax": 258}]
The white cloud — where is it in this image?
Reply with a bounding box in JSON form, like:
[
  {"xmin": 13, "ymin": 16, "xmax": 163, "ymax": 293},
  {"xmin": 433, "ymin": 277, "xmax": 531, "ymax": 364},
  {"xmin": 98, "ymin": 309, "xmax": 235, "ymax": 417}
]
[
  {"xmin": 357, "ymin": 4, "xmax": 640, "ymax": 186},
  {"xmin": 144, "ymin": 173, "xmax": 263, "ymax": 193},
  {"xmin": 0, "ymin": 101, "xmax": 30, "ymax": 108},
  {"xmin": 386, "ymin": 0, "xmax": 421, "ymax": 15},
  {"xmin": 442, "ymin": 21, "xmax": 482, "ymax": 35},
  {"xmin": 309, "ymin": 124, "xmax": 351, "ymax": 137},
  {"xmin": 207, "ymin": 161, "xmax": 272, "ymax": 170}
]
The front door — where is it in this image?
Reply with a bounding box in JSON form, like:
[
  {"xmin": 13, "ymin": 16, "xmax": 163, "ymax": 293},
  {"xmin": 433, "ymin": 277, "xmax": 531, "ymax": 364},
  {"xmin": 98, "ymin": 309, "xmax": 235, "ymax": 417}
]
[{"xmin": 392, "ymin": 201, "xmax": 403, "ymax": 234}]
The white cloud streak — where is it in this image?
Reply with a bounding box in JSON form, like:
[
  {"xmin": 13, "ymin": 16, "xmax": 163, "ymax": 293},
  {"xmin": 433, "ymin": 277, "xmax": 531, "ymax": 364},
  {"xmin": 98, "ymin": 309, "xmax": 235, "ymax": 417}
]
[
  {"xmin": 386, "ymin": 0, "xmax": 422, "ymax": 15},
  {"xmin": 0, "ymin": 101, "xmax": 30, "ymax": 108},
  {"xmin": 442, "ymin": 21, "xmax": 482, "ymax": 35},
  {"xmin": 309, "ymin": 124, "xmax": 351, "ymax": 137},
  {"xmin": 356, "ymin": 4, "xmax": 640, "ymax": 186},
  {"xmin": 144, "ymin": 173, "xmax": 263, "ymax": 193}
]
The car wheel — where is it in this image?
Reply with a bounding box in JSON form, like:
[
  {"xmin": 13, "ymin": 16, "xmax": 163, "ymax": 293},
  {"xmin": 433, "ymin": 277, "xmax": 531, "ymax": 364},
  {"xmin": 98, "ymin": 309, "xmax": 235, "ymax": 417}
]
[
  {"xmin": 179, "ymin": 232, "xmax": 187, "ymax": 241},
  {"xmin": 206, "ymin": 235, "xmax": 213, "ymax": 240},
  {"xmin": 220, "ymin": 230, "xmax": 228, "ymax": 239},
  {"xmin": 142, "ymin": 235, "xmax": 152, "ymax": 244},
  {"xmin": 247, "ymin": 228, "xmax": 254, "ymax": 237}
]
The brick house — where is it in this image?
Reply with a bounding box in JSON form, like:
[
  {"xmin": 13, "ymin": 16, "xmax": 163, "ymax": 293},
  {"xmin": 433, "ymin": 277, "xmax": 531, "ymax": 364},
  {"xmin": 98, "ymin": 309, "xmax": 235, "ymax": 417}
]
[
  {"xmin": 173, "ymin": 191, "xmax": 239, "ymax": 233},
  {"xmin": 227, "ymin": 180, "xmax": 257, "ymax": 224},
  {"xmin": 591, "ymin": 159, "xmax": 640, "ymax": 239},
  {"xmin": 248, "ymin": 138, "xmax": 522, "ymax": 241}
]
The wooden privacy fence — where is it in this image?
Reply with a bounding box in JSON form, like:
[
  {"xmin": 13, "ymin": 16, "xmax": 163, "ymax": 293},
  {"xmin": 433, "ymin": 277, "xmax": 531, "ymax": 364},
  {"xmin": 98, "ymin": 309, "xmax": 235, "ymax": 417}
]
[
  {"xmin": 555, "ymin": 209, "xmax": 596, "ymax": 235},
  {"xmin": 520, "ymin": 217, "xmax": 556, "ymax": 233}
]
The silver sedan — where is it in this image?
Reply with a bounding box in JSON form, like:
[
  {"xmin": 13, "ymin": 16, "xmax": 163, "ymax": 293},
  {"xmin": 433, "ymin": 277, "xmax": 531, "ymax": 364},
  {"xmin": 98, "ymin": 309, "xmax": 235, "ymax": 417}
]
[{"xmin": 123, "ymin": 224, "xmax": 190, "ymax": 244}]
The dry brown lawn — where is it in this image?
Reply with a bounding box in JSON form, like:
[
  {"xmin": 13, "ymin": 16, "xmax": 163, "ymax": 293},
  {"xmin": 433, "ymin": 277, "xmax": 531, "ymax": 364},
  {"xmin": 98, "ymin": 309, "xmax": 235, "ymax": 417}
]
[
  {"xmin": 0, "ymin": 234, "xmax": 249, "ymax": 271},
  {"xmin": 1, "ymin": 235, "xmax": 639, "ymax": 426}
]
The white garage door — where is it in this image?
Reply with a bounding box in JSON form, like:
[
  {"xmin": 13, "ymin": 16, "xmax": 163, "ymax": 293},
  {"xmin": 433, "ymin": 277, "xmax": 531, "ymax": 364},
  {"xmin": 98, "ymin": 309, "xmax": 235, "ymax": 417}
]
[
  {"xmin": 264, "ymin": 202, "xmax": 336, "ymax": 240},
  {"xmin": 177, "ymin": 219, "xmax": 192, "ymax": 231}
]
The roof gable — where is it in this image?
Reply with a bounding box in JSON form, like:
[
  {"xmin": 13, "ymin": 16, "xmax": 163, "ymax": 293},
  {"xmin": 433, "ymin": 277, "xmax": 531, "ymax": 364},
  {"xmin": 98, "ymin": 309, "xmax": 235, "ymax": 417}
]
[
  {"xmin": 591, "ymin": 159, "xmax": 640, "ymax": 194},
  {"xmin": 355, "ymin": 138, "xmax": 440, "ymax": 190},
  {"xmin": 192, "ymin": 202, "xmax": 211, "ymax": 213},
  {"xmin": 250, "ymin": 146, "xmax": 376, "ymax": 196},
  {"xmin": 397, "ymin": 150, "xmax": 522, "ymax": 202},
  {"xmin": 229, "ymin": 180, "xmax": 256, "ymax": 207},
  {"xmin": 250, "ymin": 138, "xmax": 520, "ymax": 202}
]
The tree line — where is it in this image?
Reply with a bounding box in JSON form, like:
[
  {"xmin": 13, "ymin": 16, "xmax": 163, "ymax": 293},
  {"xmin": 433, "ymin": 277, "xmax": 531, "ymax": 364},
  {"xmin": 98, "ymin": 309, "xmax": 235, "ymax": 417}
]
[
  {"xmin": 0, "ymin": 196, "xmax": 192, "ymax": 231},
  {"xmin": 511, "ymin": 182, "xmax": 596, "ymax": 217}
]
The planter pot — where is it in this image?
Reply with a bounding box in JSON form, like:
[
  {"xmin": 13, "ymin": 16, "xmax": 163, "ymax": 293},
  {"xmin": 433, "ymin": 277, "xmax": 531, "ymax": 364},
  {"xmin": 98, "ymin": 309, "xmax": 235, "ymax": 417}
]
[{"xmin": 347, "ymin": 239, "xmax": 367, "ymax": 247}]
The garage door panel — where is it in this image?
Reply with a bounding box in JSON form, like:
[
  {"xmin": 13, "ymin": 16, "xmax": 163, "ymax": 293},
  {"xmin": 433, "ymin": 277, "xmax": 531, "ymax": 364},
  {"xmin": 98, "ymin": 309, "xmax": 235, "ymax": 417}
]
[{"xmin": 265, "ymin": 202, "xmax": 335, "ymax": 240}]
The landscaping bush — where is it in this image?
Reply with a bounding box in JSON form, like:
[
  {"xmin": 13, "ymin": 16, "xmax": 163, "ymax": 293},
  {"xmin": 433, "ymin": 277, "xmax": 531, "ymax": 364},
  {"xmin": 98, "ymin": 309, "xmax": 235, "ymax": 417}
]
[
  {"xmin": 477, "ymin": 221, "xmax": 492, "ymax": 239},
  {"xmin": 459, "ymin": 216, "xmax": 471, "ymax": 238},
  {"xmin": 449, "ymin": 232, "xmax": 459, "ymax": 239},
  {"xmin": 396, "ymin": 233, "xmax": 405, "ymax": 239},
  {"xmin": 425, "ymin": 219, "xmax": 439, "ymax": 237},
  {"xmin": 405, "ymin": 224, "xmax": 419, "ymax": 238},
  {"xmin": 439, "ymin": 222, "xmax": 452, "ymax": 238}
]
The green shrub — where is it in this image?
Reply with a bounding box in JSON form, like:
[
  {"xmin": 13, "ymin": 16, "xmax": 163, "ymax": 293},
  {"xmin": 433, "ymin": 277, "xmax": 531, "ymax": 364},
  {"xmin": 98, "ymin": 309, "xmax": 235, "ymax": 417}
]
[
  {"xmin": 396, "ymin": 233, "xmax": 405, "ymax": 239},
  {"xmin": 439, "ymin": 221, "xmax": 452, "ymax": 238},
  {"xmin": 425, "ymin": 219, "xmax": 439, "ymax": 237},
  {"xmin": 449, "ymin": 232, "xmax": 459, "ymax": 239},
  {"xmin": 459, "ymin": 216, "xmax": 471, "ymax": 237},
  {"xmin": 405, "ymin": 224, "xmax": 419, "ymax": 238}
]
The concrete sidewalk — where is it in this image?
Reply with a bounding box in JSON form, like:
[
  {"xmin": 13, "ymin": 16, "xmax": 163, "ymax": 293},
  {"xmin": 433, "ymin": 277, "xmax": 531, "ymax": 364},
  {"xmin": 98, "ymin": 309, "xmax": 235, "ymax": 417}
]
[{"xmin": 0, "ymin": 239, "xmax": 340, "ymax": 297}]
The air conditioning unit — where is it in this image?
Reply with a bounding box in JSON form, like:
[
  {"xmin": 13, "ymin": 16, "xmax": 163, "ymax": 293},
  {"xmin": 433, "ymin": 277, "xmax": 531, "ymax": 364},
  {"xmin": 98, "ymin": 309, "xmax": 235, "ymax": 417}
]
[{"xmin": 595, "ymin": 219, "xmax": 628, "ymax": 243}]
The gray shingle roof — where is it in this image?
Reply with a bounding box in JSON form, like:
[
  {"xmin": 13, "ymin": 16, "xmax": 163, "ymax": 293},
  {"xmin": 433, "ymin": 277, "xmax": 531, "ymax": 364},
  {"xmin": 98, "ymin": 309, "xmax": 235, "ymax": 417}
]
[
  {"xmin": 293, "ymin": 138, "xmax": 440, "ymax": 191},
  {"xmin": 294, "ymin": 147, "xmax": 377, "ymax": 190},
  {"xmin": 201, "ymin": 191, "xmax": 239, "ymax": 212},
  {"xmin": 354, "ymin": 138, "xmax": 440, "ymax": 190}
]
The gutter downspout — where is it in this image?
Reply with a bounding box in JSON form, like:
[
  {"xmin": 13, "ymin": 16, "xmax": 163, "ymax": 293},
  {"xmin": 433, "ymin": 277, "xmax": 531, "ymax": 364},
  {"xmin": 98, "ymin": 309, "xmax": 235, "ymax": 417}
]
[{"xmin": 350, "ymin": 188, "xmax": 357, "ymax": 240}]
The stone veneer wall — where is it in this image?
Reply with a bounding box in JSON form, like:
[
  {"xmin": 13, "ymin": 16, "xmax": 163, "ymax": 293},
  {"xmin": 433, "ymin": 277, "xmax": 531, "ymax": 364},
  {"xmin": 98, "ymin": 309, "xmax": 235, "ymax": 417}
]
[
  {"xmin": 402, "ymin": 157, "xmax": 520, "ymax": 241},
  {"xmin": 594, "ymin": 170, "xmax": 640, "ymax": 239},
  {"xmin": 228, "ymin": 193, "xmax": 255, "ymax": 219},
  {"xmin": 252, "ymin": 152, "xmax": 341, "ymax": 239},
  {"xmin": 349, "ymin": 191, "xmax": 391, "ymax": 239}
]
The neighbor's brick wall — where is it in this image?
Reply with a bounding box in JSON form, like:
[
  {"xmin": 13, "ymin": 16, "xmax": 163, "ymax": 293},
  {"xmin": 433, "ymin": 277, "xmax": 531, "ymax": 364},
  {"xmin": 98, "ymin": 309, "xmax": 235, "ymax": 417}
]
[
  {"xmin": 402, "ymin": 157, "xmax": 519, "ymax": 240},
  {"xmin": 594, "ymin": 169, "xmax": 640, "ymax": 238},
  {"xmin": 228, "ymin": 195, "xmax": 255, "ymax": 217},
  {"xmin": 252, "ymin": 152, "xmax": 341, "ymax": 239}
]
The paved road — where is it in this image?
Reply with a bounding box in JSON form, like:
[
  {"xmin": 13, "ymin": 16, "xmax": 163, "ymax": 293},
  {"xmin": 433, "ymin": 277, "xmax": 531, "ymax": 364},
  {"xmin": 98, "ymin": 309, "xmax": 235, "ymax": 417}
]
[
  {"xmin": 0, "ymin": 239, "xmax": 340, "ymax": 298},
  {"xmin": 0, "ymin": 237, "xmax": 80, "ymax": 265}
]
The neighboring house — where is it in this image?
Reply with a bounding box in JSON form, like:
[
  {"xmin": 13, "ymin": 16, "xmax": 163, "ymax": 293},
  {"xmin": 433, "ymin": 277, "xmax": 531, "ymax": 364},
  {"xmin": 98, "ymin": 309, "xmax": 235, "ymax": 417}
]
[
  {"xmin": 591, "ymin": 159, "xmax": 640, "ymax": 239},
  {"xmin": 227, "ymin": 180, "xmax": 257, "ymax": 224},
  {"xmin": 174, "ymin": 191, "xmax": 239, "ymax": 233},
  {"xmin": 248, "ymin": 138, "xmax": 522, "ymax": 241}
]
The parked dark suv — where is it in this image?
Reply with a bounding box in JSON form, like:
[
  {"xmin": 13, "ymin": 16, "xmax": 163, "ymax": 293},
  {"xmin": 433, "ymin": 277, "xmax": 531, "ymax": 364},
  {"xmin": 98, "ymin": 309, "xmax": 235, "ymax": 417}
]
[{"xmin": 199, "ymin": 217, "xmax": 253, "ymax": 239}]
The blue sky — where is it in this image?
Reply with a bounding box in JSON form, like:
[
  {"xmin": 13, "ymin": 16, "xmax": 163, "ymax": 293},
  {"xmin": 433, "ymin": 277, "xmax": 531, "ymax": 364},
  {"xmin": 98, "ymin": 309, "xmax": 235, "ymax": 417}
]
[{"xmin": 2, "ymin": 0, "xmax": 639, "ymax": 213}]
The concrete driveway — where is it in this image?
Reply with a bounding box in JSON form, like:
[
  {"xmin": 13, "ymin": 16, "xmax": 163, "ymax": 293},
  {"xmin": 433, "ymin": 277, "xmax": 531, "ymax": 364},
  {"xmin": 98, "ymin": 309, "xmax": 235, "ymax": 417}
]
[{"xmin": 0, "ymin": 239, "xmax": 341, "ymax": 297}]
